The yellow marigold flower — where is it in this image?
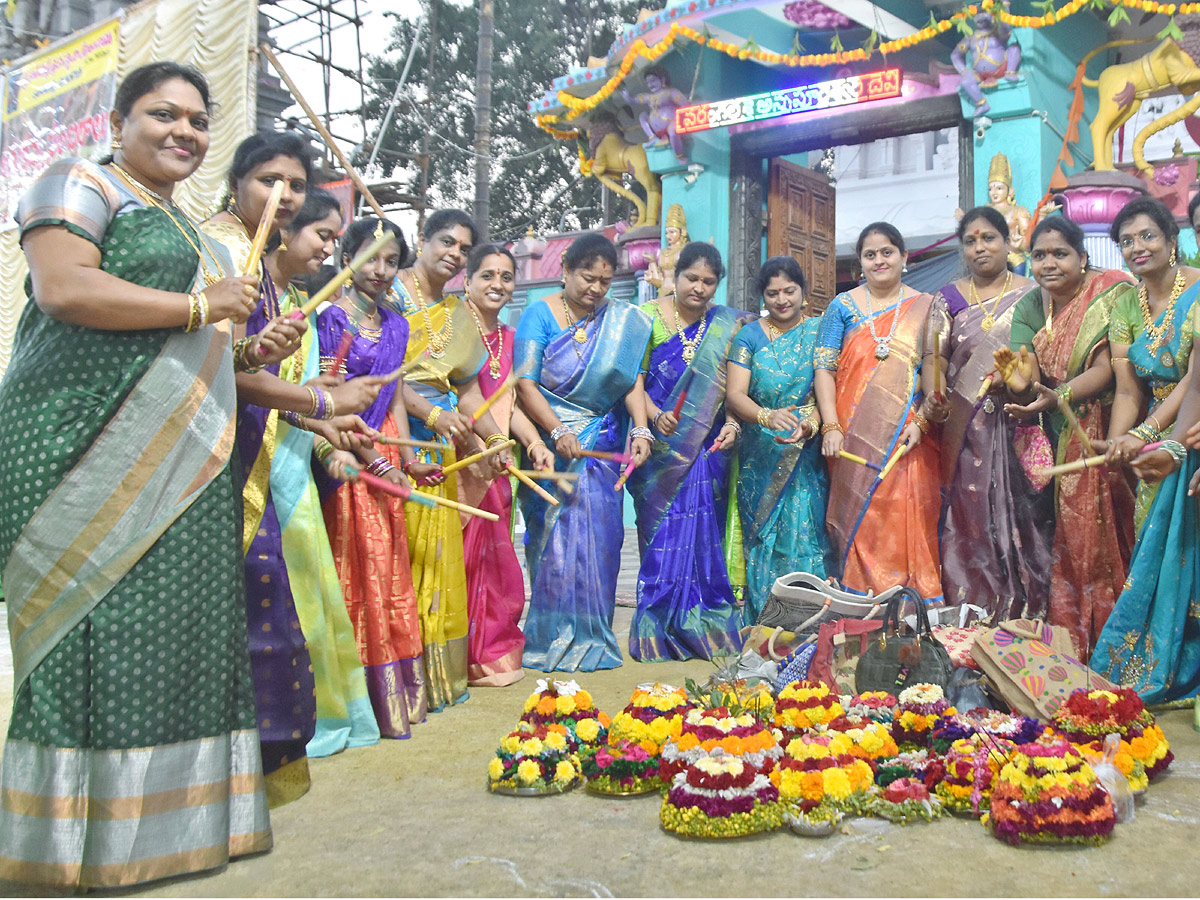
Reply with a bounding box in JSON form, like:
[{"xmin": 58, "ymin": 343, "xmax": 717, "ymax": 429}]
[
  {"xmin": 516, "ymin": 759, "xmax": 541, "ymax": 785},
  {"xmin": 555, "ymin": 694, "xmax": 576, "ymax": 716},
  {"xmin": 488, "ymin": 758, "xmax": 506, "ymax": 781},
  {"xmin": 523, "ymin": 694, "xmax": 538, "ymax": 713},
  {"xmin": 500, "ymin": 735, "xmax": 521, "ymax": 754},
  {"xmin": 576, "ymin": 717, "xmax": 600, "ymax": 743},
  {"xmin": 573, "ymin": 690, "xmax": 593, "ymax": 710},
  {"xmin": 554, "ymin": 760, "xmax": 576, "ymax": 784},
  {"xmin": 545, "ymin": 732, "xmax": 567, "ymax": 752},
  {"xmin": 521, "ymin": 738, "xmax": 544, "ymax": 756},
  {"xmin": 822, "ymin": 767, "xmax": 852, "ymax": 801}
]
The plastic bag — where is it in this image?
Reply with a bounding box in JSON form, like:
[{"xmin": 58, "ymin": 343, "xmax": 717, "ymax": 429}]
[
  {"xmin": 945, "ymin": 666, "xmax": 992, "ymax": 711},
  {"xmin": 1088, "ymin": 733, "xmax": 1135, "ymax": 824}
]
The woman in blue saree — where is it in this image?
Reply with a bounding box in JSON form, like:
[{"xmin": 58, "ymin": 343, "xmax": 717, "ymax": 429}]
[
  {"xmin": 1091, "ymin": 198, "xmax": 1200, "ymax": 705},
  {"xmin": 725, "ymin": 256, "xmax": 834, "ymax": 623},
  {"xmin": 627, "ymin": 242, "xmax": 749, "ymax": 661},
  {"xmin": 515, "ymin": 233, "xmax": 654, "ymax": 671}
]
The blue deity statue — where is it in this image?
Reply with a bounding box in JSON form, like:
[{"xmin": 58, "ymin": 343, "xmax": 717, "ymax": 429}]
[{"xmin": 952, "ymin": 7, "xmax": 1023, "ymax": 118}]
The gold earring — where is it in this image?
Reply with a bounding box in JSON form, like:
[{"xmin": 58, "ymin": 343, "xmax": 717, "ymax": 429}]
[
  {"xmin": 1170, "ymin": 248, "xmax": 1177, "ymax": 267},
  {"xmin": 278, "ymin": 237, "xmax": 288, "ymax": 252},
  {"xmin": 111, "ymin": 137, "xmax": 122, "ymax": 151}
]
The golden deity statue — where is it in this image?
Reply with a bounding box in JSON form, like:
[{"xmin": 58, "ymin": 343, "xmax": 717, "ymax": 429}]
[
  {"xmin": 985, "ymin": 153, "xmax": 1032, "ymax": 268},
  {"xmin": 645, "ymin": 204, "xmax": 688, "ymax": 298}
]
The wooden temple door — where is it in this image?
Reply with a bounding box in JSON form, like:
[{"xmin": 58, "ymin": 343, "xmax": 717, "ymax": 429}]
[{"xmin": 767, "ymin": 159, "xmax": 836, "ymax": 312}]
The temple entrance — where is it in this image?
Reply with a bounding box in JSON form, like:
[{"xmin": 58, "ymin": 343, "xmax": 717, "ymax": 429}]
[{"xmin": 767, "ymin": 160, "xmax": 837, "ymax": 312}]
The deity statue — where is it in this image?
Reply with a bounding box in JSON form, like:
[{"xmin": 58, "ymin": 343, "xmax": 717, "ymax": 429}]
[
  {"xmin": 951, "ymin": 5, "xmax": 1022, "ymax": 118},
  {"xmin": 586, "ymin": 112, "xmax": 663, "ymax": 229},
  {"xmin": 621, "ymin": 67, "xmax": 688, "ymax": 161},
  {"xmin": 645, "ymin": 204, "xmax": 688, "ymax": 297},
  {"xmin": 984, "ymin": 153, "xmax": 1032, "ymax": 268}
]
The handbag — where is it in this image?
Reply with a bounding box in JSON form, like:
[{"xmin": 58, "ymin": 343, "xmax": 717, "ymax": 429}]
[
  {"xmin": 930, "ymin": 603, "xmax": 989, "ymax": 670},
  {"xmin": 1013, "ymin": 418, "xmax": 1054, "ymax": 490},
  {"xmin": 755, "ymin": 571, "xmax": 900, "ymax": 639},
  {"xmin": 855, "ymin": 588, "xmax": 955, "ymax": 694},
  {"xmin": 807, "ymin": 617, "xmax": 884, "ymax": 695}
]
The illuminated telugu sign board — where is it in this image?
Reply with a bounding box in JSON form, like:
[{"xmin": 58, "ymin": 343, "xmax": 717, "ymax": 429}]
[{"xmin": 675, "ymin": 68, "xmax": 903, "ymax": 134}]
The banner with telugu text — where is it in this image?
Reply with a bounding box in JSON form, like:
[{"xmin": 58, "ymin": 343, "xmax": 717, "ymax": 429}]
[{"xmin": 0, "ymin": 20, "xmax": 119, "ymax": 230}]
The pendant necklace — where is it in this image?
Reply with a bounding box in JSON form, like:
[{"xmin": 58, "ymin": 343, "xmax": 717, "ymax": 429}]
[
  {"xmin": 561, "ymin": 293, "xmax": 595, "ymax": 344},
  {"xmin": 670, "ymin": 296, "xmax": 707, "ymax": 362},
  {"xmin": 863, "ymin": 286, "xmax": 904, "ymax": 360},
  {"xmin": 467, "ymin": 299, "xmax": 504, "ymax": 378},
  {"xmin": 968, "ymin": 270, "xmax": 1011, "ymax": 331}
]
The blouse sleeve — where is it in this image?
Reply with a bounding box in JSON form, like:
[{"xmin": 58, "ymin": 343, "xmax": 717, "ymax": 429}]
[
  {"xmin": 728, "ymin": 321, "xmax": 762, "ymax": 369},
  {"xmin": 514, "ymin": 301, "xmax": 556, "ymax": 383},
  {"xmin": 1009, "ymin": 291, "xmax": 1042, "ymax": 352},
  {"xmin": 17, "ymin": 158, "xmax": 119, "ymax": 248},
  {"xmin": 315, "ymin": 305, "xmax": 349, "ymax": 356},
  {"xmin": 1108, "ymin": 286, "xmax": 1139, "ymax": 345},
  {"xmin": 814, "ymin": 296, "xmax": 849, "ymax": 371}
]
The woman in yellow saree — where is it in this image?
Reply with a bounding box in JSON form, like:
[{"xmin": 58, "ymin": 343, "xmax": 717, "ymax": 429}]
[
  {"xmin": 394, "ymin": 209, "xmax": 514, "ymax": 710},
  {"xmin": 814, "ymin": 222, "xmax": 944, "ymax": 600}
]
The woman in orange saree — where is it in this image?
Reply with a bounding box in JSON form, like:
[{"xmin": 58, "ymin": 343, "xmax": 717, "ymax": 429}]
[
  {"xmin": 814, "ymin": 222, "xmax": 944, "ymax": 599},
  {"xmin": 1001, "ymin": 215, "xmax": 1136, "ymax": 660}
]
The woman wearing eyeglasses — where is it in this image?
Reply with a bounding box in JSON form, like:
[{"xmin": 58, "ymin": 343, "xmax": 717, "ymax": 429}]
[
  {"xmin": 997, "ymin": 215, "xmax": 1136, "ymax": 660},
  {"xmin": 1101, "ymin": 197, "xmax": 1200, "ymax": 530}
]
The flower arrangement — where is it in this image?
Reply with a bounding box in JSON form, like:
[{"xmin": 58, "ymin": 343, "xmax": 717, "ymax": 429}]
[
  {"xmin": 1053, "ymin": 688, "xmax": 1172, "ymax": 779},
  {"xmin": 869, "ymin": 777, "xmax": 945, "ymax": 825},
  {"xmin": 659, "ymin": 707, "xmax": 783, "ymax": 784},
  {"xmin": 660, "ymin": 749, "xmax": 784, "ymax": 838},
  {"xmin": 987, "ymin": 733, "xmax": 1116, "ymax": 846},
  {"xmin": 773, "ymin": 733, "xmax": 876, "ymax": 810},
  {"xmin": 874, "ymin": 749, "xmax": 934, "ymax": 788},
  {"xmin": 822, "ymin": 715, "xmax": 899, "ymax": 763},
  {"xmin": 520, "ymin": 679, "xmax": 611, "ymax": 746},
  {"xmin": 774, "ymin": 680, "xmax": 844, "ymax": 738},
  {"xmin": 487, "ymin": 723, "xmax": 583, "ymax": 795},
  {"xmin": 932, "ymin": 736, "xmax": 1016, "ymax": 815},
  {"xmin": 784, "ymin": 802, "xmax": 844, "ymax": 837},
  {"xmin": 930, "ymin": 710, "xmax": 1040, "ymax": 753},
  {"xmin": 842, "ymin": 691, "xmax": 897, "ymax": 725},
  {"xmin": 606, "ymin": 683, "xmax": 691, "ymax": 756},
  {"xmin": 1076, "ymin": 736, "xmax": 1150, "ymax": 794},
  {"xmin": 892, "ymin": 683, "xmax": 955, "ymax": 747},
  {"xmin": 581, "ymin": 740, "xmax": 661, "ymax": 795}
]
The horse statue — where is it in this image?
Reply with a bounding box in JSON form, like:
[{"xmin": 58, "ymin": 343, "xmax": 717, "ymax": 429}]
[
  {"xmin": 1086, "ymin": 18, "xmax": 1200, "ymax": 174},
  {"xmin": 585, "ymin": 112, "xmax": 662, "ymax": 229}
]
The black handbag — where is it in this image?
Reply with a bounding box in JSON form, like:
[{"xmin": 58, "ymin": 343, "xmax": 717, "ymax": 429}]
[{"xmin": 854, "ymin": 588, "xmax": 954, "ymax": 694}]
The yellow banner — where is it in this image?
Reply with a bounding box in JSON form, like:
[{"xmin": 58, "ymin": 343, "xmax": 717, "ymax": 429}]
[{"xmin": 3, "ymin": 20, "xmax": 119, "ymax": 123}]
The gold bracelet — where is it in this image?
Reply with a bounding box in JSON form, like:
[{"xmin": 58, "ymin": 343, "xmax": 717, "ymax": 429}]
[
  {"xmin": 820, "ymin": 422, "xmax": 843, "ymax": 435},
  {"xmin": 526, "ymin": 439, "xmax": 546, "ymax": 454},
  {"xmin": 184, "ymin": 292, "xmax": 201, "ymax": 332},
  {"xmin": 306, "ymin": 386, "xmax": 319, "ymax": 418},
  {"xmin": 485, "ymin": 433, "xmax": 508, "ymax": 447},
  {"xmin": 1146, "ymin": 414, "xmax": 1163, "ymax": 433},
  {"xmin": 757, "ymin": 407, "xmax": 772, "ymax": 428},
  {"xmin": 314, "ymin": 439, "xmax": 334, "ymax": 463},
  {"xmin": 914, "ymin": 411, "xmax": 931, "ymax": 434},
  {"xmin": 425, "ymin": 406, "xmax": 442, "ymax": 430}
]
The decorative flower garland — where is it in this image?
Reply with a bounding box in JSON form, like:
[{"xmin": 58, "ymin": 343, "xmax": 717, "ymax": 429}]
[
  {"xmin": 1053, "ymin": 688, "xmax": 1173, "ymax": 779},
  {"xmin": 488, "ymin": 723, "xmax": 584, "ymax": 794},
  {"xmin": 987, "ymin": 732, "xmax": 1116, "ymax": 846},
  {"xmin": 535, "ymin": 0, "xmax": 1200, "ymax": 135}
]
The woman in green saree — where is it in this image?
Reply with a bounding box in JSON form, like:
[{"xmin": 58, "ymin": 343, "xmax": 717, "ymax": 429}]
[{"xmin": 0, "ymin": 64, "xmax": 305, "ymax": 888}]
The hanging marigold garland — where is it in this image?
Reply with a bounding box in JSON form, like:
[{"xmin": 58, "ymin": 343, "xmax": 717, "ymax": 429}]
[{"xmin": 535, "ymin": 0, "xmax": 1200, "ymax": 141}]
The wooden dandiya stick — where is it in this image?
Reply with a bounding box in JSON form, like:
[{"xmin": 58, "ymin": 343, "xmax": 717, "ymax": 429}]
[
  {"xmin": 1038, "ymin": 454, "xmax": 1108, "ymax": 477},
  {"xmin": 368, "ymin": 434, "xmax": 444, "ymax": 451},
  {"xmin": 297, "ymin": 232, "xmax": 396, "ymax": 317},
  {"xmin": 878, "ymin": 441, "xmax": 910, "ymax": 481},
  {"xmin": 613, "ymin": 430, "xmax": 636, "ymax": 491},
  {"xmin": 578, "ymin": 448, "xmax": 634, "ymax": 464},
  {"xmin": 343, "ymin": 464, "xmax": 434, "ymax": 509},
  {"xmin": 671, "ymin": 389, "xmax": 689, "ymax": 419},
  {"xmin": 507, "ymin": 465, "xmax": 559, "ymax": 506},
  {"xmin": 259, "ymin": 44, "xmax": 389, "ymax": 222},
  {"xmin": 838, "ymin": 449, "xmax": 874, "ymax": 467},
  {"xmin": 438, "ymin": 438, "xmax": 517, "ymax": 476},
  {"xmin": 410, "ymin": 488, "xmax": 500, "ymax": 521},
  {"xmin": 470, "ymin": 374, "xmax": 517, "ymax": 424},
  {"xmin": 1056, "ymin": 392, "xmax": 1094, "ymax": 455},
  {"xmin": 975, "ymin": 374, "xmax": 995, "ymax": 402},
  {"xmin": 932, "ymin": 331, "xmax": 942, "ymax": 396},
  {"xmin": 243, "ymin": 180, "xmax": 285, "ymax": 277},
  {"xmin": 513, "ymin": 469, "xmax": 579, "ymax": 481},
  {"xmin": 327, "ymin": 329, "xmax": 354, "ymax": 375},
  {"xmin": 1139, "ymin": 440, "xmax": 1164, "ymax": 455}
]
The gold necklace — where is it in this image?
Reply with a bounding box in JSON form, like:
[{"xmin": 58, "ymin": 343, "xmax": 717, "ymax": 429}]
[
  {"xmin": 109, "ymin": 162, "xmax": 224, "ymax": 286},
  {"xmin": 409, "ymin": 271, "xmax": 452, "ymax": 358},
  {"xmin": 670, "ymin": 297, "xmax": 707, "ymax": 362},
  {"xmin": 343, "ymin": 289, "xmax": 382, "ymax": 342},
  {"xmin": 561, "ymin": 292, "xmax": 595, "ymax": 344},
  {"xmin": 1137, "ymin": 267, "xmax": 1186, "ymax": 365},
  {"xmin": 968, "ymin": 270, "xmax": 1011, "ymax": 330},
  {"xmin": 1045, "ymin": 274, "xmax": 1089, "ymax": 342},
  {"xmin": 467, "ymin": 299, "xmax": 504, "ymax": 378}
]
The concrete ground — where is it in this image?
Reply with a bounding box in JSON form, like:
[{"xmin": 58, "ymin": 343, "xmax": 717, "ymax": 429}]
[{"xmin": 0, "ymin": 533, "xmax": 1198, "ymax": 897}]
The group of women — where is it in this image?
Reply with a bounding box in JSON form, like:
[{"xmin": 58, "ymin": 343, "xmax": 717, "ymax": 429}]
[{"xmin": 1, "ymin": 59, "xmax": 1198, "ymax": 890}]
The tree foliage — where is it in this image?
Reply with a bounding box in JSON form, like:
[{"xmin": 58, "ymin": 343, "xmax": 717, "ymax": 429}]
[{"xmin": 360, "ymin": 0, "xmax": 642, "ymax": 239}]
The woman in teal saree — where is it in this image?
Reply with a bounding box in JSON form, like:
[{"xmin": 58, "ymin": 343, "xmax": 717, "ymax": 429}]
[
  {"xmin": 725, "ymin": 256, "xmax": 833, "ymax": 623},
  {"xmin": 0, "ymin": 65, "xmax": 296, "ymax": 888}
]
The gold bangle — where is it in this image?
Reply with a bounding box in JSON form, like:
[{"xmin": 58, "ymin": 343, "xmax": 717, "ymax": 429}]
[
  {"xmin": 184, "ymin": 292, "xmax": 200, "ymax": 332},
  {"xmin": 485, "ymin": 432, "xmax": 508, "ymax": 447},
  {"xmin": 757, "ymin": 407, "xmax": 772, "ymax": 428},
  {"xmin": 820, "ymin": 422, "xmax": 843, "ymax": 435},
  {"xmin": 526, "ymin": 439, "xmax": 546, "ymax": 454},
  {"xmin": 425, "ymin": 406, "xmax": 442, "ymax": 430},
  {"xmin": 914, "ymin": 411, "xmax": 931, "ymax": 434},
  {"xmin": 1146, "ymin": 414, "xmax": 1163, "ymax": 433},
  {"xmin": 1111, "ymin": 356, "xmax": 1133, "ymax": 369},
  {"xmin": 306, "ymin": 387, "xmax": 319, "ymax": 417}
]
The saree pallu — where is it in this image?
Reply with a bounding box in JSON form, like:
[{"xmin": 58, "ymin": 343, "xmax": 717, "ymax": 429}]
[
  {"xmin": 272, "ymin": 289, "xmax": 380, "ymax": 758},
  {"xmin": 1117, "ymin": 281, "xmax": 1200, "ymax": 529},
  {"xmin": 463, "ymin": 325, "xmax": 526, "ymax": 686},
  {"xmin": 205, "ymin": 223, "xmax": 315, "ymax": 808},
  {"xmin": 0, "ymin": 159, "xmax": 269, "ymax": 887},
  {"xmin": 825, "ymin": 293, "xmax": 943, "ymax": 599},
  {"xmin": 403, "ymin": 295, "xmax": 483, "ymax": 709},
  {"xmin": 1091, "ymin": 452, "xmax": 1200, "ymax": 702},
  {"xmin": 627, "ymin": 306, "xmax": 745, "ymax": 661},
  {"xmin": 735, "ymin": 318, "xmax": 833, "ymax": 623},
  {"xmin": 1031, "ymin": 272, "xmax": 1136, "ymax": 660},
  {"xmin": 516, "ymin": 300, "xmax": 653, "ymax": 672},
  {"xmin": 317, "ymin": 306, "xmax": 427, "ymax": 737},
  {"xmin": 935, "ymin": 284, "xmax": 1053, "ymax": 619}
]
